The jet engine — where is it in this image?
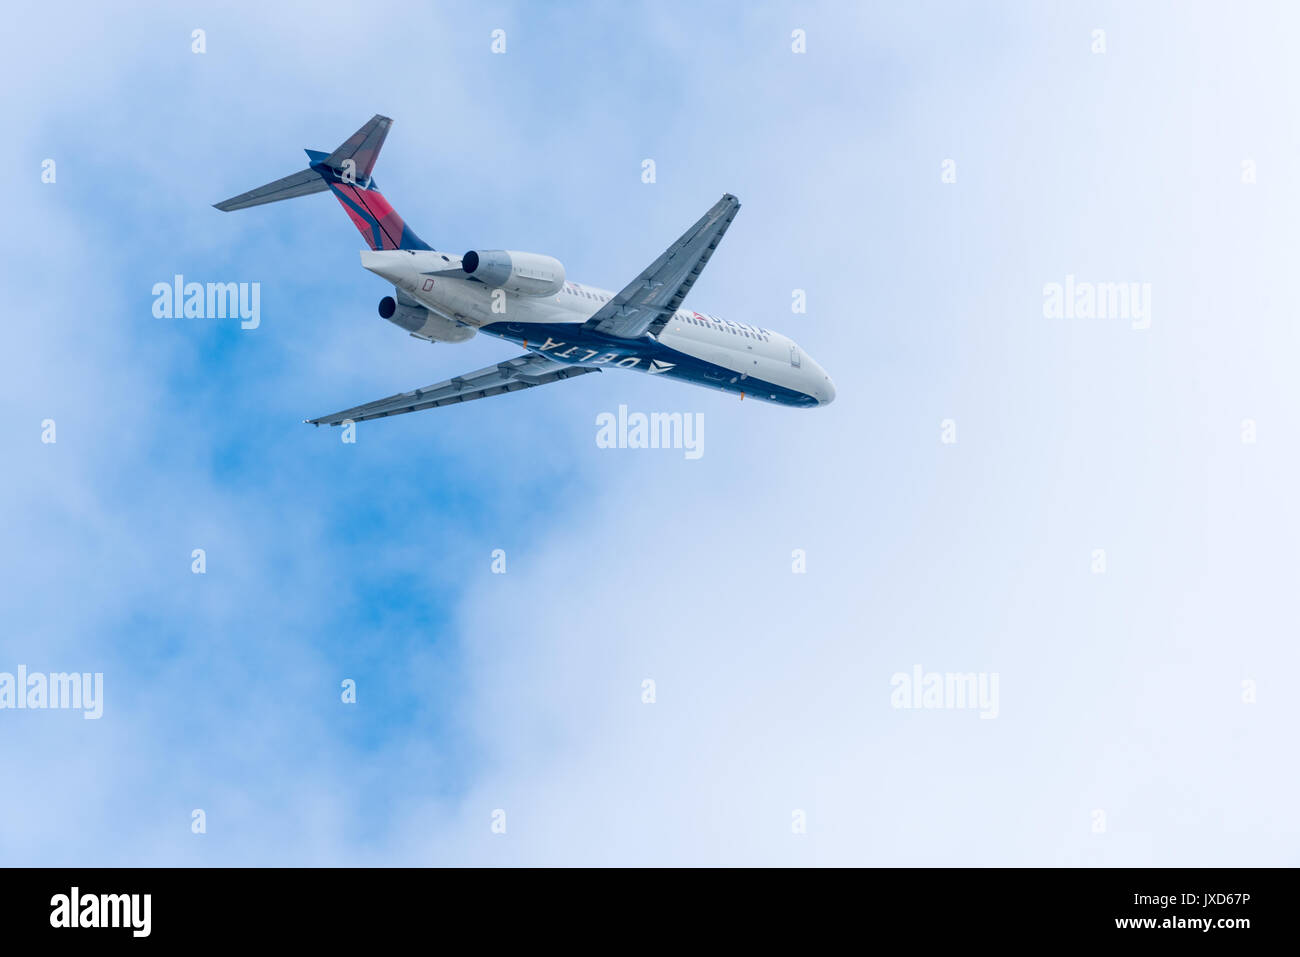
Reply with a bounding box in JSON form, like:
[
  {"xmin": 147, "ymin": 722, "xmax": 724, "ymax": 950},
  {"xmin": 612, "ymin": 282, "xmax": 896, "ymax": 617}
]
[
  {"xmin": 378, "ymin": 296, "xmax": 476, "ymax": 343},
  {"xmin": 461, "ymin": 250, "xmax": 565, "ymax": 297}
]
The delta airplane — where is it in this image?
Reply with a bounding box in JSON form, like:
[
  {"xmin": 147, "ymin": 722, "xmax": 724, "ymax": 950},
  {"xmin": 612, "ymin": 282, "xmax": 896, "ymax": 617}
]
[{"xmin": 215, "ymin": 115, "xmax": 835, "ymax": 425}]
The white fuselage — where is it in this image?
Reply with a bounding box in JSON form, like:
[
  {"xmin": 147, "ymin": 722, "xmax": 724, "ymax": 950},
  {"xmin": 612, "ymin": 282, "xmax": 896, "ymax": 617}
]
[{"xmin": 362, "ymin": 249, "xmax": 836, "ymax": 407}]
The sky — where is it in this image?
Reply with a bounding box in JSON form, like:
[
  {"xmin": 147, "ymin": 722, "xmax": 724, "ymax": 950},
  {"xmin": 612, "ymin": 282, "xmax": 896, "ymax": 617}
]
[{"xmin": 1, "ymin": 0, "xmax": 1297, "ymax": 866}]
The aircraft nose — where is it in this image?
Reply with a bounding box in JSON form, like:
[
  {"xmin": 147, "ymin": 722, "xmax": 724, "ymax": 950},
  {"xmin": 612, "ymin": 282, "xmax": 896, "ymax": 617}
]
[
  {"xmin": 819, "ymin": 377, "xmax": 836, "ymax": 406},
  {"xmin": 805, "ymin": 356, "xmax": 834, "ymax": 406}
]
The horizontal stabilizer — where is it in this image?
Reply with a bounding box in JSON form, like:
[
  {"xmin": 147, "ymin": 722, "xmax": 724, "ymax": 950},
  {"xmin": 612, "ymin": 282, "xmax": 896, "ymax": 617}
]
[
  {"xmin": 319, "ymin": 114, "xmax": 391, "ymax": 183},
  {"xmin": 213, "ymin": 114, "xmax": 429, "ymax": 250},
  {"xmin": 213, "ymin": 168, "xmax": 328, "ymax": 211}
]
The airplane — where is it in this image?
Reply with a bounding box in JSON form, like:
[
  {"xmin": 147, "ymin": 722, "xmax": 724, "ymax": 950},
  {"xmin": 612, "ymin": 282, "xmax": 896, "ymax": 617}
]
[{"xmin": 215, "ymin": 115, "xmax": 835, "ymax": 425}]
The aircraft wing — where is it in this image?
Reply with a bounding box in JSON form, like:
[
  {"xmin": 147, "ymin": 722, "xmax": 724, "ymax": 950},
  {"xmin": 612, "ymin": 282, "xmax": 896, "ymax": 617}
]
[
  {"xmin": 582, "ymin": 193, "xmax": 740, "ymax": 340},
  {"xmin": 305, "ymin": 353, "xmax": 599, "ymax": 425}
]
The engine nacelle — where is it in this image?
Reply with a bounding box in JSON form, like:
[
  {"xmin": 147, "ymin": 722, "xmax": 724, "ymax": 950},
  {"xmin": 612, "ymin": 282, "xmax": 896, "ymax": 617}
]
[
  {"xmin": 378, "ymin": 296, "xmax": 476, "ymax": 343},
  {"xmin": 461, "ymin": 249, "xmax": 565, "ymax": 297}
]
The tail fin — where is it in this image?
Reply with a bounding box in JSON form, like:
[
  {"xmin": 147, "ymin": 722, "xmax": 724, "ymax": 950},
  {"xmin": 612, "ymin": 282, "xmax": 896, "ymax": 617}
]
[{"xmin": 214, "ymin": 114, "xmax": 431, "ymax": 251}]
